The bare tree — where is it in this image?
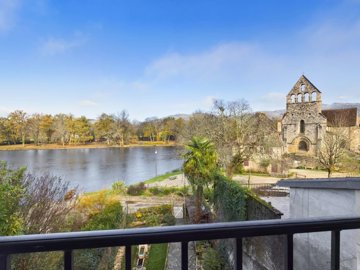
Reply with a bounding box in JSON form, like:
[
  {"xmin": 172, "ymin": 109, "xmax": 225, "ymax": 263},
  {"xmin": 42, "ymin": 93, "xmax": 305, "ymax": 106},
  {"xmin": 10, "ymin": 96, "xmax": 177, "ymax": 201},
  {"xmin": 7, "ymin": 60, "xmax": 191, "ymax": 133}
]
[
  {"xmin": 20, "ymin": 173, "xmax": 77, "ymax": 234},
  {"xmin": 52, "ymin": 114, "xmax": 68, "ymax": 146},
  {"xmin": 181, "ymin": 100, "xmax": 281, "ymax": 178},
  {"xmin": 318, "ymin": 131, "xmax": 347, "ymax": 177},
  {"xmin": 113, "ymin": 110, "xmax": 132, "ymax": 146}
]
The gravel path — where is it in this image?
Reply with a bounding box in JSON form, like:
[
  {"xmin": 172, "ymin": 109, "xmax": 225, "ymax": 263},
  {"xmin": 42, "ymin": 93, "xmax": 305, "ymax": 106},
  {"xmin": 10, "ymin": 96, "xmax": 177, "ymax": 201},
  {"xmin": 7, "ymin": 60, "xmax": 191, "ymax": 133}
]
[
  {"xmin": 232, "ymin": 174, "xmax": 280, "ymax": 184},
  {"xmin": 166, "ymin": 219, "xmax": 196, "ymax": 270}
]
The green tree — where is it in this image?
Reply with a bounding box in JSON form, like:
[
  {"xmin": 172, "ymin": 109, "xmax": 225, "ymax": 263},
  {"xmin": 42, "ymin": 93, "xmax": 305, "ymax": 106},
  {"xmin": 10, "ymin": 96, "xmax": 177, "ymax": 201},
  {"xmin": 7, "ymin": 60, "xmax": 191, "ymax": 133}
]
[
  {"xmin": 27, "ymin": 113, "xmax": 42, "ymax": 145},
  {"xmin": 183, "ymin": 137, "xmax": 218, "ymax": 223},
  {"xmin": 0, "ymin": 161, "xmax": 26, "ymax": 235},
  {"xmin": 94, "ymin": 113, "xmax": 115, "ymax": 145},
  {"xmin": 8, "ymin": 110, "xmax": 28, "ymax": 146},
  {"xmin": 0, "ymin": 117, "xmax": 13, "ymax": 144},
  {"xmin": 40, "ymin": 114, "xmax": 54, "ymax": 143},
  {"xmin": 74, "ymin": 116, "xmax": 93, "ymax": 143}
]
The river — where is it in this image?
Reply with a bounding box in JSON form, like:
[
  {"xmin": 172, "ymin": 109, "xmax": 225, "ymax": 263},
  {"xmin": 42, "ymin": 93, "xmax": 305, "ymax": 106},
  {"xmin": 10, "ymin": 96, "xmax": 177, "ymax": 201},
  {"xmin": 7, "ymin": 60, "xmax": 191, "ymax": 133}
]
[{"xmin": 0, "ymin": 146, "xmax": 183, "ymax": 192}]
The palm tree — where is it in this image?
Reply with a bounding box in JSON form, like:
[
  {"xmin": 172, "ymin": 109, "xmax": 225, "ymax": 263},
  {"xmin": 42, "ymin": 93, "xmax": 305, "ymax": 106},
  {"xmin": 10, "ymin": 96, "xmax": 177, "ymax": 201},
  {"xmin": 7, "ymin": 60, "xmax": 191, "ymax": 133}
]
[{"xmin": 183, "ymin": 137, "xmax": 218, "ymax": 223}]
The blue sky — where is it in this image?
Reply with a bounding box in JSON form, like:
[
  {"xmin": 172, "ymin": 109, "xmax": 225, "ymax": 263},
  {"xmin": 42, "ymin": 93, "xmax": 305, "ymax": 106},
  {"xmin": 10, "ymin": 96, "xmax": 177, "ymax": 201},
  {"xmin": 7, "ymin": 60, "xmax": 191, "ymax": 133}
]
[{"xmin": 0, "ymin": 0, "xmax": 360, "ymax": 120}]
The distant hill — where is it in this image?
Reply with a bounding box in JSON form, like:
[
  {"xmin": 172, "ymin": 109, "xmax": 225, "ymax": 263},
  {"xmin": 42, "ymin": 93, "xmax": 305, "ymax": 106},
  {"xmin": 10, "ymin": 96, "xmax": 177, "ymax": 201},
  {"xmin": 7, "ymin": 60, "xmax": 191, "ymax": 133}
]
[
  {"xmin": 262, "ymin": 103, "xmax": 360, "ymax": 119},
  {"xmin": 322, "ymin": 103, "xmax": 360, "ymax": 112},
  {"xmin": 160, "ymin": 103, "xmax": 360, "ymax": 121}
]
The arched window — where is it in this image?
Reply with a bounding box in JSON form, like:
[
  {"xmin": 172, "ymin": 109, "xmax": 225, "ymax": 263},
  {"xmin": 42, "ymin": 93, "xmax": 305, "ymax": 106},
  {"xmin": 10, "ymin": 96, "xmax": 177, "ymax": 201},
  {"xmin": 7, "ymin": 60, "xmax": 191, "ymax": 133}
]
[
  {"xmin": 291, "ymin": 95, "xmax": 295, "ymax": 103},
  {"xmin": 300, "ymin": 120, "xmax": 305, "ymax": 133},
  {"xmin": 297, "ymin": 94, "xmax": 302, "ymax": 103},
  {"xmin": 311, "ymin": 92, "xmax": 317, "ymax": 102},
  {"xmin": 304, "ymin": 93, "xmax": 309, "ymax": 102},
  {"xmin": 299, "ymin": 140, "xmax": 308, "ymax": 151},
  {"xmin": 301, "ymin": 84, "xmax": 306, "ymax": 92}
]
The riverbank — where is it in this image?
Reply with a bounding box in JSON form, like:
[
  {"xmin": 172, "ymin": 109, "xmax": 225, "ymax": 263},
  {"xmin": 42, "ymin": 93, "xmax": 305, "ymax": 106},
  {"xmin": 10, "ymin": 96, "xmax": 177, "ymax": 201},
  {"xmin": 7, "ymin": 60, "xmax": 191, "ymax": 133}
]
[{"xmin": 0, "ymin": 141, "xmax": 178, "ymax": 151}]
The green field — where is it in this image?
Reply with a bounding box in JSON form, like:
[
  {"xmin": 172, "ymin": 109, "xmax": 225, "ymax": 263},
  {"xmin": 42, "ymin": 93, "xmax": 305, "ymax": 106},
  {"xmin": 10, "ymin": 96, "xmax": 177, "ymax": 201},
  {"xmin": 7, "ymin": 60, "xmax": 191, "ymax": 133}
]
[
  {"xmin": 144, "ymin": 170, "xmax": 182, "ymax": 184},
  {"xmin": 145, "ymin": 244, "xmax": 168, "ymax": 270}
]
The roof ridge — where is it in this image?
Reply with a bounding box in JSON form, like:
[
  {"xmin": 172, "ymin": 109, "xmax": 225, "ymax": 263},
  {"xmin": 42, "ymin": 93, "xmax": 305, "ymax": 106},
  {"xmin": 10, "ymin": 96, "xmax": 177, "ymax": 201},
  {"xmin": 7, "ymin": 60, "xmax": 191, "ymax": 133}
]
[{"xmin": 300, "ymin": 74, "xmax": 321, "ymax": 93}]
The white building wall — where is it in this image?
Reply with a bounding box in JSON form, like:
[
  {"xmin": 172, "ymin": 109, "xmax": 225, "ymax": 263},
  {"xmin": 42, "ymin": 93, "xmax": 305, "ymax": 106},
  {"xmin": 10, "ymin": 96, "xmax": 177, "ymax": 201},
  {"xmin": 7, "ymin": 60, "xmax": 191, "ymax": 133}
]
[{"xmin": 290, "ymin": 188, "xmax": 360, "ymax": 270}]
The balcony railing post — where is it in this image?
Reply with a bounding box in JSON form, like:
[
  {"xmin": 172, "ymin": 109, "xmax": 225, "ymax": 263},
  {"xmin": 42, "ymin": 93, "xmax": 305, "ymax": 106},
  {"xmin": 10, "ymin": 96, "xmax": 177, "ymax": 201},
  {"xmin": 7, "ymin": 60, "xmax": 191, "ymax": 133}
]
[
  {"xmin": 331, "ymin": 230, "xmax": 340, "ymax": 270},
  {"xmin": 0, "ymin": 254, "xmax": 10, "ymax": 270},
  {"xmin": 286, "ymin": 234, "xmax": 293, "ymax": 270},
  {"xmin": 125, "ymin": 245, "xmax": 131, "ymax": 270},
  {"xmin": 64, "ymin": 250, "xmax": 73, "ymax": 270},
  {"xmin": 181, "ymin": 241, "xmax": 188, "ymax": 270},
  {"xmin": 235, "ymin": 238, "xmax": 243, "ymax": 270}
]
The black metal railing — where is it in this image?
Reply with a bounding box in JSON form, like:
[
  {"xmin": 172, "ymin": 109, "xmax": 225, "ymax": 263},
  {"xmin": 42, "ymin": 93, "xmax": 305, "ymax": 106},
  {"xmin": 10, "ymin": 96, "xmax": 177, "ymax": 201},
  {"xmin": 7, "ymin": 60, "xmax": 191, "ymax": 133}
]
[{"xmin": 1, "ymin": 216, "xmax": 360, "ymax": 270}]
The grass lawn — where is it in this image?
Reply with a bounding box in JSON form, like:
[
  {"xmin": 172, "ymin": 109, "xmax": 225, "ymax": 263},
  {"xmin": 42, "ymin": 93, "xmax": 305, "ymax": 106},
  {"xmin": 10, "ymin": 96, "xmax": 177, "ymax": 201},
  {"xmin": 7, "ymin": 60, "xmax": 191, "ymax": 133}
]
[
  {"xmin": 145, "ymin": 244, "xmax": 168, "ymax": 270},
  {"xmin": 144, "ymin": 170, "xmax": 182, "ymax": 184}
]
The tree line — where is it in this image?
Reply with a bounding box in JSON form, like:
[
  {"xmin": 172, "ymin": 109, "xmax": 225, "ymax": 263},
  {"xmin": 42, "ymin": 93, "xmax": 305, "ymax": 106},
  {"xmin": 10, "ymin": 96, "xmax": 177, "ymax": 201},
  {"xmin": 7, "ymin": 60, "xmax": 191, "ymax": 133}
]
[
  {"xmin": 0, "ymin": 99, "xmax": 285, "ymax": 175},
  {"xmin": 0, "ymin": 110, "xmax": 186, "ymax": 146}
]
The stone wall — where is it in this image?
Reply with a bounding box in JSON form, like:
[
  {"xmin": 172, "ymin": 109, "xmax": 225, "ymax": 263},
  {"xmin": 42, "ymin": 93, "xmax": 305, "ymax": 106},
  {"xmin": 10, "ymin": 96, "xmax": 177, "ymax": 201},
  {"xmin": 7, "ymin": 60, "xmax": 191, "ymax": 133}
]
[
  {"xmin": 218, "ymin": 194, "xmax": 286, "ymax": 270},
  {"xmin": 243, "ymin": 194, "xmax": 285, "ymax": 270},
  {"xmin": 327, "ymin": 126, "xmax": 360, "ymax": 152}
]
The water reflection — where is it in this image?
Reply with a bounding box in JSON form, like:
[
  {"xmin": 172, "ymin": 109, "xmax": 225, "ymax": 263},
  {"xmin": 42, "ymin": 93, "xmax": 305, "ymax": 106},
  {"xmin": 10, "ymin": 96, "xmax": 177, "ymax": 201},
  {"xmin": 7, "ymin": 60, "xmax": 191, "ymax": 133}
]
[{"xmin": 0, "ymin": 147, "xmax": 183, "ymax": 192}]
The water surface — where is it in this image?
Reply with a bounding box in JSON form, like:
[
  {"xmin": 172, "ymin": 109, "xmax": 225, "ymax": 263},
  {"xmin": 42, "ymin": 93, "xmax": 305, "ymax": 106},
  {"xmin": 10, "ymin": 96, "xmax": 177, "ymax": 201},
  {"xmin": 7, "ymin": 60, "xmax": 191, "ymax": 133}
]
[{"xmin": 0, "ymin": 147, "xmax": 183, "ymax": 192}]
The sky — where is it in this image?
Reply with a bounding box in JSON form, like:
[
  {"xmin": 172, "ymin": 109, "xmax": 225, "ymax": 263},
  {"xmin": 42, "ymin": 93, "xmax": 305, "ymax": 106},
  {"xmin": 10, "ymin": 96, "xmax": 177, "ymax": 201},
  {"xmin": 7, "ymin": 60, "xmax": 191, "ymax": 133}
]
[{"xmin": 0, "ymin": 0, "xmax": 360, "ymax": 121}]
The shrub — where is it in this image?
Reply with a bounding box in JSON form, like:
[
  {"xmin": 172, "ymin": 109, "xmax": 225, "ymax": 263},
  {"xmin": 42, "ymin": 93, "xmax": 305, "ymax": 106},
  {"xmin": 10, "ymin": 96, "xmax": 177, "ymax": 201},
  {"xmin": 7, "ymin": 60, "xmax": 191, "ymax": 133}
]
[
  {"xmin": 203, "ymin": 247, "xmax": 225, "ymax": 270},
  {"xmin": 83, "ymin": 201, "xmax": 123, "ymax": 231},
  {"xmin": 132, "ymin": 205, "xmax": 174, "ymax": 226},
  {"xmin": 111, "ymin": 181, "xmax": 127, "ymax": 194},
  {"xmin": 162, "ymin": 213, "xmax": 176, "ymax": 225},
  {"xmin": 127, "ymin": 182, "xmax": 146, "ymax": 196},
  {"xmin": 148, "ymin": 186, "xmax": 190, "ymax": 196}
]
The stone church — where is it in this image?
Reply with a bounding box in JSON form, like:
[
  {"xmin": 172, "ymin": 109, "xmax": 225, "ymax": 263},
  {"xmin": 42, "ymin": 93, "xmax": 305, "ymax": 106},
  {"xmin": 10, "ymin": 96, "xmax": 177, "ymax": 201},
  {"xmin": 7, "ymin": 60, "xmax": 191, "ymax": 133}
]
[{"xmin": 281, "ymin": 75, "xmax": 360, "ymax": 156}]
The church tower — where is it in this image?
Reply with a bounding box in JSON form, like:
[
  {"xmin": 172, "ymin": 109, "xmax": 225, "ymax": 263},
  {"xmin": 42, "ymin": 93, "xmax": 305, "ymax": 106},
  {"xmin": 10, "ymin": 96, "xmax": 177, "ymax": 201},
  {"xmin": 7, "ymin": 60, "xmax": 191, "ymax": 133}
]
[{"xmin": 281, "ymin": 75, "xmax": 327, "ymax": 156}]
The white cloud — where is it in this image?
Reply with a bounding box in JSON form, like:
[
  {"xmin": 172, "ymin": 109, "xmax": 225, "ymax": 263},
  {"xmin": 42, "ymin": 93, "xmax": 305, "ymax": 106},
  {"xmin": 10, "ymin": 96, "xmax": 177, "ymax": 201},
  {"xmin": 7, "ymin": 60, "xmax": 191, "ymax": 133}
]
[
  {"xmin": 0, "ymin": 0, "xmax": 21, "ymax": 32},
  {"xmin": 202, "ymin": 96, "xmax": 217, "ymax": 109},
  {"xmin": 0, "ymin": 105, "xmax": 11, "ymax": 116},
  {"xmin": 80, "ymin": 100, "xmax": 98, "ymax": 107},
  {"xmin": 145, "ymin": 42, "xmax": 285, "ymax": 83},
  {"xmin": 40, "ymin": 34, "xmax": 87, "ymax": 55}
]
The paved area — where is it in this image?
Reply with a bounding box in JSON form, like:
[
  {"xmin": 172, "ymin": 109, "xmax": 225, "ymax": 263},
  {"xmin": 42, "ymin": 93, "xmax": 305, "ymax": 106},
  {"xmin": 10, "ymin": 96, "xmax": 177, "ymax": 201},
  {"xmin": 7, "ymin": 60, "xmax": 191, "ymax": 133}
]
[
  {"xmin": 119, "ymin": 196, "xmax": 183, "ymax": 214},
  {"xmin": 289, "ymin": 169, "xmax": 357, "ymax": 178},
  {"xmin": 166, "ymin": 219, "xmax": 196, "ymax": 270},
  {"xmin": 233, "ymin": 174, "xmax": 280, "ymax": 184}
]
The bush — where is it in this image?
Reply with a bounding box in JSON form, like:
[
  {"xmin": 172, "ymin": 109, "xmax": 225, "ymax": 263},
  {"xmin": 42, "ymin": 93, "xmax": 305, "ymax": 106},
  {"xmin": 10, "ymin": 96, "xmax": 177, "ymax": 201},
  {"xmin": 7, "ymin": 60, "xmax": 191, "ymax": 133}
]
[
  {"xmin": 111, "ymin": 180, "xmax": 127, "ymax": 194},
  {"xmin": 127, "ymin": 182, "xmax": 146, "ymax": 196},
  {"xmin": 203, "ymin": 247, "xmax": 225, "ymax": 270},
  {"xmin": 162, "ymin": 213, "xmax": 176, "ymax": 225},
  {"xmin": 132, "ymin": 205, "xmax": 174, "ymax": 226},
  {"xmin": 148, "ymin": 186, "xmax": 190, "ymax": 196},
  {"xmin": 83, "ymin": 201, "xmax": 123, "ymax": 231}
]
